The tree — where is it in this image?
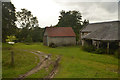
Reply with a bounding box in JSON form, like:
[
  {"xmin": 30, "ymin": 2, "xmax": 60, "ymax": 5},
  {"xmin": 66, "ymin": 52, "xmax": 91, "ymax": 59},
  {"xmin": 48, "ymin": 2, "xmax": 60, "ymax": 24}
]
[
  {"xmin": 2, "ymin": 2, "xmax": 17, "ymax": 42},
  {"xmin": 17, "ymin": 27, "xmax": 30, "ymax": 42},
  {"xmin": 31, "ymin": 27, "xmax": 44, "ymax": 42},
  {"xmin": 16, "ymin": 9, "xmax": 39, "ymax": 29},
  {"xmin": 56, "ymin": 10, "xmax": 82, "ymax": 27},
  {"xmin": 56, "ymin": 10, "xmax": 89, "ymax": 41},
  {"xmin": 16, "ymin": 9, "xmax": 39, "ymax": 42},
  {"xmin": 82, "ymin": 19, "xmax": 89, "ymax": 27},
  {"xmin": 24, "ymin": 34, "xmax": 32, "ymax": 43}
]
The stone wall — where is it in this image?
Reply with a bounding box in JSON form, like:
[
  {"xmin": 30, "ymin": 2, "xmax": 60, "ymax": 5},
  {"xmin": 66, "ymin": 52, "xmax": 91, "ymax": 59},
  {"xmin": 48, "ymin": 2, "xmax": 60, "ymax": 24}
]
[
  {"xmin": 43, "ymin": 36, "xmax": 47, "ymax": 46},
  {"xmin": 47, "ymin": 36, "xmax": 76, "ymax": 46}
]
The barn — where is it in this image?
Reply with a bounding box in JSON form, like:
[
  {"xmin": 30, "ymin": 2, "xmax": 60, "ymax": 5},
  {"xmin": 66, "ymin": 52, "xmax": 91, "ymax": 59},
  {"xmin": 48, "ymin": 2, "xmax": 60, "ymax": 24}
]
[
  {"xmin": 43, "ymin": 27, "xmax": 76, "ymax": 46},
  {"xmin": 80, "ymin": 21, "xmax": 120, "ymax": 53}
]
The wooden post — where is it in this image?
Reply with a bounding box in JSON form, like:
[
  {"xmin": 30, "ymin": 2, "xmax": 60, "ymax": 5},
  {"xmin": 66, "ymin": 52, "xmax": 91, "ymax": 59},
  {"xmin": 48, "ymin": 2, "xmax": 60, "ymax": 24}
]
[
  {"xmin": 92, "ymin": 40, "xmax": 96, "ymax": 46},
  {"xmin": 97, "ymin": 41, "xmax": 100, "ymax": 49},
  {"xmin": 11, "ymin": 51, "xmax": 14, "ymax": 66},
  {"xmin": 107, "ymin": 42, "xmax": 110, "ymax": 54},
  {"xmin": 82, "ymin": 40, "xmax": 84, "ymax": 46}
]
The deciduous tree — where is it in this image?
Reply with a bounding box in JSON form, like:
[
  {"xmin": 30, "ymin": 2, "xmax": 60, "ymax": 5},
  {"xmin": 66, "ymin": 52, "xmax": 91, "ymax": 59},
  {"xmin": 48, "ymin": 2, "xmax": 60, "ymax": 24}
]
[
  {"xmin": 16, "ymin": 8, "xmax": 39, "ymax": 42},
  {"xmin": 2, "ymin": 2, "xmax": 17, "ymax": 42},
  {"xmin": 56, "ymin": 10, "xmax": 89, "ymax": 41}
]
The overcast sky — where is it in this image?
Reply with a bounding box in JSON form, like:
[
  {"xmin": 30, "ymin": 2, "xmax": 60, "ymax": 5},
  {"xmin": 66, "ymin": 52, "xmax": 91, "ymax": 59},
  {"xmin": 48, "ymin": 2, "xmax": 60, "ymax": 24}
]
[{"xmin": 7, "ymin": 0, "xmax": 120, "ymax": 27}]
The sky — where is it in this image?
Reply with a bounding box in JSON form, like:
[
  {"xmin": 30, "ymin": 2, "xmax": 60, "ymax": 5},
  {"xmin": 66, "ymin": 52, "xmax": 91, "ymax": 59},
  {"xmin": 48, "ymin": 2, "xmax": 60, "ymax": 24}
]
[{"xmin": 4, "ymin": 0, "xmax": 119, "ymax": 27}]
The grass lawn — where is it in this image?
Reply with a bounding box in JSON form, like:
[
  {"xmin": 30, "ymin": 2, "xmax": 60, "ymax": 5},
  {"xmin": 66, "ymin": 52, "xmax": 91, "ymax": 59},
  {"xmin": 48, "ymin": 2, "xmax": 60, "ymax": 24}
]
[
  {"xmin": 2, "ymin": 43, "xmax": 39, "ymax": 78},
  {"xmin": 2, "ymin": 43, "xmax": 118, "ymax": 78}
]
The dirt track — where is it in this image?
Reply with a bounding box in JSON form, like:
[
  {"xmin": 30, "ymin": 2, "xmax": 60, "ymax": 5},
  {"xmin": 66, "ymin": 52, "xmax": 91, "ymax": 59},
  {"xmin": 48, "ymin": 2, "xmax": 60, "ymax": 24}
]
[{"xmin": 15, "ymin": 50, "xmax": 61, "ymax": 80}]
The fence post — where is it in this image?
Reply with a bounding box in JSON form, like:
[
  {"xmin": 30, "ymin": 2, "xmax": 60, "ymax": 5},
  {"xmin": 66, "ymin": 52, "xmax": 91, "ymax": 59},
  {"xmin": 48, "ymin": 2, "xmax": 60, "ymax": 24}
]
[{"xmin": 11, "ymin": 51, "xmax": 14, "ymax": 66}]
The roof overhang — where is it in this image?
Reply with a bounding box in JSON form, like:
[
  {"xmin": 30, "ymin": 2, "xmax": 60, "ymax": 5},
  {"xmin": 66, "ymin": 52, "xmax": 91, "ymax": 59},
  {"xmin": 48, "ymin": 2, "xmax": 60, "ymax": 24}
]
[{"xmin": 82, "ymin": 38, "xmax": 120, "ymax": 42}]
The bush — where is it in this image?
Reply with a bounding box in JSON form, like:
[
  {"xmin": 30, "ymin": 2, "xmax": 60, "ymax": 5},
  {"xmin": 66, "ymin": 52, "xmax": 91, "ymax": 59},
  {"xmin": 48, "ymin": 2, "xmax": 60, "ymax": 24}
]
[
  {"xmin": 95, "ymin": 48, "xmax": 106, "ymax": 54},
  {"xmin": 82, "ymin": 45, "xmax": 95, "ymax": 52},
  {"xmin": 24, "ymin": 35, "xmax": 32, "ymax": 43},
  {"xmin": 49, "ymin": 43, "xmax": 57, "ymax": 48},
  {"xmin": 109, "ymin": 49, "xmax": 116, "ymax": 54},
  {"xmin": 114, "ymin": 50, "xmax": 119, "ymax": 59}
]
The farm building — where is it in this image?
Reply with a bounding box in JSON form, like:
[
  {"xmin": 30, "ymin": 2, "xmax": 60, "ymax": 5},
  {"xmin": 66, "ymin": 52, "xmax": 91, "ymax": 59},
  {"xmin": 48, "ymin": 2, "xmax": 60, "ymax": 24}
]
[
  {"xmin": 43, "ymin": 27, "xmax": 76, "ymax": 46},
  {"xmin": 80, "ymin": 21, "xmax": 120, "ymax": 53}
]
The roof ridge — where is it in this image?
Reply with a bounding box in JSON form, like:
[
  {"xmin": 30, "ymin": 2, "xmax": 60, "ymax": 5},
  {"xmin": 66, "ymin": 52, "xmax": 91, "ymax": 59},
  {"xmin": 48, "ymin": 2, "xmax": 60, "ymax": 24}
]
[{"xmin": 90, "ymin": 20, "xmax": 119, "ymax": 25}]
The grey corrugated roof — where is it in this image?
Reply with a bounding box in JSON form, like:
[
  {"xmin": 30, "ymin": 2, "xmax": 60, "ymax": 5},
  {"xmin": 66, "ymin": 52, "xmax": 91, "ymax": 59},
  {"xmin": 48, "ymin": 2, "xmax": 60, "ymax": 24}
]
[
  {"xmin": 82, "ymin": 21, "xmax": 120, "ymax": 41},
  {"xmin": 81, "ymin": 21, "xmax": 119, "ymax": 32}
]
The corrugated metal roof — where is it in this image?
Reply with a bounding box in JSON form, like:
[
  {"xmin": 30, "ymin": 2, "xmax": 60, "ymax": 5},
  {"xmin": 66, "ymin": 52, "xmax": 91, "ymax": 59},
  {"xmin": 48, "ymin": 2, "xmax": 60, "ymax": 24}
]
[
  {"xmin": 81, "ymin": 21, "xmax": 119, "ymax": 32},
  {"xmin": 45, "ymin": 27, "xmax": 76, "ymax": 37},
  {"xmin": 82, "ymin": 21, "xmax": 120, "ymax": 41}
]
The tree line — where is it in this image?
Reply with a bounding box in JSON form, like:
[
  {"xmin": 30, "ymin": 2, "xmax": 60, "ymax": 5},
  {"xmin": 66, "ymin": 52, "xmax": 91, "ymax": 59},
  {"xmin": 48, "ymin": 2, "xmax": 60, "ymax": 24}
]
[
  {"xmin": 2, "ymin": 2, "xmax": 44, "ymax": 43},
  {"xmin": 2, "ymin": 2, "xmax": 89, "ymax": 43}
]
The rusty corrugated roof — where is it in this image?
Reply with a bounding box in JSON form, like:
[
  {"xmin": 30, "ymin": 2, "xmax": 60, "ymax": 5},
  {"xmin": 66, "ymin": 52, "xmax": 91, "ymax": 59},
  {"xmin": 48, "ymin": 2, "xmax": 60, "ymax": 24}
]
[{"xmin": 45, "ymin": 27, "xmax": 76, "ymax": 37}]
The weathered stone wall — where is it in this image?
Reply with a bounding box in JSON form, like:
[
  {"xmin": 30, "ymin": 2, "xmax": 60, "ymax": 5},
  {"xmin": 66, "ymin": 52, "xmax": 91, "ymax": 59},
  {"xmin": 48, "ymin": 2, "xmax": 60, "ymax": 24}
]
[
  {"xmin": 47, "ymin": 36, "xmax": 76, "ymax": 46},
  {"xmin": 43, "ymin": 36, "xmax": 47, "ymax": 46}
]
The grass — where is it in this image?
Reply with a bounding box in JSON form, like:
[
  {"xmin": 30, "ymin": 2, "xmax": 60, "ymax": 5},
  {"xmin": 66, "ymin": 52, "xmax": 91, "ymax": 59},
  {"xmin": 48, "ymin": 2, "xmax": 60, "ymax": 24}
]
[
  {"xmin": 2, "ymin": 43, "xmax": 118, "ymax": 78},
  {"xmin": 2, "ymin": 43, "xmax": 39, "ymax": 78}
]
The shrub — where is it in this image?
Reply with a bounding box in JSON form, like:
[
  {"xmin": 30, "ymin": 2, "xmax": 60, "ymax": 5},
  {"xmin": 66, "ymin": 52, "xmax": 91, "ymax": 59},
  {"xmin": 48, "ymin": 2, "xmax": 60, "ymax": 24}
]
[
  {"xmin": 95, "ymin": 48, "xmax": 106, "ymax": 54},
  {"xmin": 82, "ymin": 45, "xmax": 96, "ymax": 52},
  {"xmin": 6, "ymin": 35, "xmax": 17, "ymax": 42},
  {"xmin": 24, "ymin": 35, "xmax": 32, "ymax": 43},
  {"xmin": 49, "ymin": 43, "xmax": 57, "ymax": 48},
  {"xmin": 114, "ymin": 50, "xmax": 120, "ymax": 59},
  {"xmin": 109, "ymin": 49, "xmax": 116, "ymax": 54}
]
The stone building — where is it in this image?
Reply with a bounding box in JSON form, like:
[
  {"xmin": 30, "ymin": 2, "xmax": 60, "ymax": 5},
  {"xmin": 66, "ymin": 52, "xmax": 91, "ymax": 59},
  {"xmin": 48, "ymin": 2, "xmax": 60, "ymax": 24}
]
[
  {"xmin": 80, "ymin": 21, "xmax": 120, "ymax": 53},
  {"xmin": 43, "ymin": 27, "xmax": 76, "ymax": 46}
]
